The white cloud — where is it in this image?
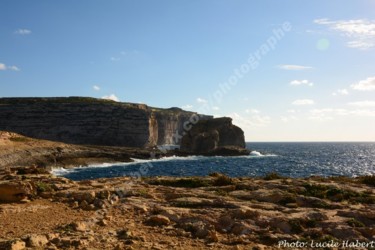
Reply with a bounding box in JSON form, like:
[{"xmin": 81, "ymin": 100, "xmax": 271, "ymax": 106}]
[
  {"xmin": 7, "ymin": 66, "xmax": 20, "ymax": 71},
  {"xmin": 245, "ymin": 109, "xmax": 260, "ymax": 114},
  {"xmin": 290, "ymin": 79, "xmax": 314, "ymax": 86},
  {"xmin": 230, "ymin": 112, "xmax": 271, "ymax": 128},
  {"xmin": 350, "ymin": 109, "xmax": 375, "ymax": 117},
  {"xmin": 121, "ymin": 50, "xmax": 140, "ymax": 56},
  {"xmin": 351, "ymin": 76, "xmax": 375, "ymax": 91},
  {"xmin": 309, "ymin": 108, "xmax": 375, "ymax": 120},
  {"xmin": 278, "ymin": 64, "xmax": 313, "ymax": 70},
  {"xmin": 14, "ymin": 29, "xmax": 32, "ymax": 35},
  {"xmin": 332, "ymin": 89, "xmax": 349, "ymax": 96},
  {"xmin": 212, "ymin": 106, "xmax": 220, "ymax": 111},
  {"xmin": 93, "ymin": 85, "xmax": 100, "ymax": 91},
  {"xmin": 314, "ymin": 19, "xmax": 375, "ymax": 49},
  {"xmin": 0, "ymin": 63, "xmax": 20, "ymax": 71},
  {"xmin": 182, "ymin": 104, "xmax": 193, "ymax": 110},
  {"xmin": 102, "ymin": 94, "xmax": 119, "ymax": 102},
  {"xmin": 309, "ymin": 108, "xmax": 341, "ymax": 121},
  {"xmin": 347, "ymin": 40, "xmax": 374, "ymax": 49},
  {"xmin": 348, "ymin": 101, "xmax": 375, "ymax": 107},
  {"xmin": 196, "ymin": 97, "xmax": 208, "ymax": 104},
  {"xmin": 287, "ymin": 109, "xmax": 296, "ymax": 113},
  {"xmin": 292, "ymin": 99, "xmax": 315, "ymax": 106},
  {"xmin": 280, "ymin": 115, "xmax": 298, "ymax": 123},
  {"xmin": 110, "ymin": 57, "xmax": 120, "ymax": 61}
]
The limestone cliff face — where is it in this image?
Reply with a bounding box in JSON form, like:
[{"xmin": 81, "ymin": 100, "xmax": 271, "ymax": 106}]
[
  {"xmin": 180, "ymin": 117, "xmax": 248, "ymax": 155},
  {"xmin": 0, "ymin": 97, "xmax": 212, "ymax": 148}
]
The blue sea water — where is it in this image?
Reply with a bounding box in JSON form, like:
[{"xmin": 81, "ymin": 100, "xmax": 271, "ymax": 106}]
[{"xmin": 54, "ymin": 142, "xmax": 375, "ymax": 181}]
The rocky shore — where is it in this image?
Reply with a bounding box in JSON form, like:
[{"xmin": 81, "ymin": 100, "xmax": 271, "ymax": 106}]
[
  {"xmin": 0, "ymin": 167, "xmax": 374, "ymax": 250},
  {"xmin": 1, "ymin": 132, "xmax": 374, "ymax": 249}
]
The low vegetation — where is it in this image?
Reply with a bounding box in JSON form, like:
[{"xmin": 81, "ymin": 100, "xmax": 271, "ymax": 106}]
[
  {"xmin": 148, "ymin": 173, "xmax": 236, "ymax": 188},
  {"xmin": 263, "ymin": 172, "xmax": 284, "ymax": 180},
  {"xmin": 358, "ymin": 175, "xmax": 375, "ymax": 187},
  {"xmin": 301, "ymin": 183, "xmax": 374, "ymax": 204}
]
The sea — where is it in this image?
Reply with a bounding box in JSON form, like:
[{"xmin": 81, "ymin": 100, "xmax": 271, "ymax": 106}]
[{"xmin": 53, "ymin": 142, "xmax": 375, "ymax": 181}]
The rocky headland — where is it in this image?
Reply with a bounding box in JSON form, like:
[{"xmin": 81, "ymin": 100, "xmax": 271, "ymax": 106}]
[
  {"xmin": 0, "ymin": 98, "xmax": 374, "ymax": 250},
  {"xmin": 180, "ymin": 117, "xmax": 248, "ymax": 156},
  {"xmin": 0, "ymin": 97, "xmax": 213, "ymax": 148}
]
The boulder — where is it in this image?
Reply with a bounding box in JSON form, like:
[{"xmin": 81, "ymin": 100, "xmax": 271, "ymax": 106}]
[
  {"xmin": 0, "ymin": 181, "xmax": 33, "ymax": 203},
  {"xmin": 26, "ymin": 234, "xmax": 49, "ymax": 248},
  {"xmin": 71, "ymin": 221, "xmax": 87, "ymax": 232},
  {"xmin": 147, "ymin": 215, "xmax": 170, "ymax": 226},
  {"xmin": 0, "ymin": 239, "xmax": 26, "ymax": 250},
  {"xmin": 180, "ymin": 117, "xmax": 248, "ymax": 155}
]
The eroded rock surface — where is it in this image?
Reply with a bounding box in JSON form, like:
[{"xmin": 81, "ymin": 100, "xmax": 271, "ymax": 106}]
[
  {"xmin": 0, "ymin": 97, "xmax": 212, "ymax": 148},
  {"xmin": 180, "ymin": 117, "xmax": 248, "ymax": 155},
  {"xmin": 1, "ymin": 170, "xmax": 373, "ymax": 249}
]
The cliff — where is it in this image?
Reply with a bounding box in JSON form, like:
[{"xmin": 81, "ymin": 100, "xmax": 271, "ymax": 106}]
[
  {"xmin": 0, "ymin": 97, "xmax": 212, "ymax": 148},
  {"xmin": 180, "ymin": 117, "xmax": 248, "ymax": 155}
]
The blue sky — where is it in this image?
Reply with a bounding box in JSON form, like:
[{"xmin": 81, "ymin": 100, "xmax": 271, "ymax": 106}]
[{"xmin": 1, "ymin": 0, "xmax": 375, "ymax": 141}]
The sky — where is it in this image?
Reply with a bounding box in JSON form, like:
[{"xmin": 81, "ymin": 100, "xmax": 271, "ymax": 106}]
[{"xmin": 1, "ymin": 0, "xmax": 375, "ymax": 142}]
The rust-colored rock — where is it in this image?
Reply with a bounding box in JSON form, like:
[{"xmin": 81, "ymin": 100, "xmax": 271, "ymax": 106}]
[{"xmin": 0, "ymin": 181, "xmax": 33, "ymax": 203}]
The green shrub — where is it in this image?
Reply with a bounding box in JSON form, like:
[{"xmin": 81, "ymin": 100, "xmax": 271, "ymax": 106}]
[
  {"xmin": 347, "ymin": 218, "xmax": 365, "ymax": 228},
  {"xmin": 359, "ymin": 175, "xmax": 375, "ymax": 187},
  {"xmin": 148, "ymin": 178, "xmax": 211, "ymax": 188},
  {"xmin": 35, "ymin": 182, "xmax": 53, "ymax": 193},
  {"xmin": 9, "ymin": 137, "xmax": 30, "ymax": 142},
  {"xmin": 213, "ymin": 174, "xmax": 234, "ymax": 186}
]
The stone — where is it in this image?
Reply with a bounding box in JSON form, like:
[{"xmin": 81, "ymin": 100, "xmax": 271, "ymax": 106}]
[
  {"xmin": 133, "ymin": 204, "xmax": 148, "ymax": 213},
  {"xmin": 306, "ymin": 211, "xmax": 328, "ymax": 221},
  {"xmin": 117, "ymin": 229, "xmax": 133, "ymax": 240},
  {"xmin": 231, "ymin": 222, "xmax": 254, "ymax": 236},
  {"xmin": 172, "ymin": 197, "xmax": 213, "ymax": 207},
  {"xmin": 329, "ymin": 227, "xmax": 363, "ymax": 240},
  {"xmin": 71, "ymin": 221, "xmax": 87, "ymax": 232},
  {"xmin": 208, "ymin": 230, "xmax": 219, "ymax": 242},
  {"xmin": 0, "ymin": 97, "xmax": 213, "ymax": 148},
  {"xmin": 46, "ymin": 233, "xmax": 59, "ymax": 241},
  {"xmin": 217, "ymin": 215, "xmax": 234, "ymax": 232},
  {"xmin": 97, "ymin": 190, "xmax": 111, "ymax": 200},
  {"xmin": 72, "ymin": 191, "xmax": 96, "ymax": 203},
  {"xmin": 83, "ymin": 191, "xmax": 96, "ymax": 203},
  {"xmin": 0, "ymin": 181, "xmax": 33, "ymax": 202},
  {"xmin": 249, "ymin": 189, "xmax": 286, "ymax": 203},
  {"xmin": 79, "ymin": 200, "xmax": 89, "ymax": 209},
  {"xmin": 269, "ymin": 218, "xmax": 292, "ymax": 233},
  {"xmin": 147, "ymin": 215, "xmax": 170, "ymax": 226},
  {"xmin": 114, "ymin": 243, "xmax": 126, "ymax": 250},
  {"xmin": 3, "ymin": 239, "xmax": 26, "ymax": 250},
  {"xmin": 160, "ymin": 209, "xmax": 180, "ymax": 222},
  {"xmin": 296, "ymin": 196, "xmax": 329, "ymax": 208},
  {"xmin": 98, "ymin": 219, "xmax": 108, "ymax": 226},
  {"xmin": 26, "ymin": 234, "xmax": 49, "ymax": 248},
  {"xmin": 231, "ymin": 207, "xmax": 260, "ymax": 219},
  {"xmin": 87, "ymin": 204, "xmax": 96, "ymax": 210},
  {"xmin": 180, "ymin": 117, "xmax": 248, "ymax": 155}
]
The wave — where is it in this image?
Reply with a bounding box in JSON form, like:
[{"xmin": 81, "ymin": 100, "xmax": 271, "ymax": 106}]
[
  {"xmin": 51, "ymin": 152, "xmax": 278, "ymax": 176},
  {"xmin": 248, "ymin": 151, "xmax": 278, "ymax": 157}
]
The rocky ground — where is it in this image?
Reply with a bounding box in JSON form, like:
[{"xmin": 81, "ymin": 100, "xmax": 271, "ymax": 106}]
[
  {"xmin": 0, "ymin": 167, "xmax": 374, "ymax": 250},
  {"xmin": 0, "ymin": 131, "xmax": 165, "ymax": 170},
  {"xmin": 1, "ymin": 131, "xmax": 374, "ymax": 250}
]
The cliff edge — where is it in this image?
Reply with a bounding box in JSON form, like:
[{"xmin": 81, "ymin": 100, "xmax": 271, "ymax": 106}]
[{"xmin": 0, "ymin": 97, "xmax": 212, "ymax": 148}]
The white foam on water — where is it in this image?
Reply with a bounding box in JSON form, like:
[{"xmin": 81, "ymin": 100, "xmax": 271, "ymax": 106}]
[
  {"xmin": 249, "ymin": 151, "xmax": 262, "ymax": 156},
  {"xmin": 51, "ymin": 153, "xmax": 278, "ymax": 176}
]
